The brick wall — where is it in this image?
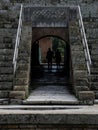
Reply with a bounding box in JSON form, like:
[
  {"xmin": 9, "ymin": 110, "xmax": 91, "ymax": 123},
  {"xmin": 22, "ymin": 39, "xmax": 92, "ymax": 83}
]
[{"xmin": 39, "ymin": 37, "xmax": 52, "ymax": 62}]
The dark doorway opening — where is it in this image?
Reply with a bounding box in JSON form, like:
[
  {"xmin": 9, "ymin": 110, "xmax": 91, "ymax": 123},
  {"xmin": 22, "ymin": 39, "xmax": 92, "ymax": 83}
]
[{"xmin": 30, "ymin": 36, "xmax": 72, "ymax": 91}]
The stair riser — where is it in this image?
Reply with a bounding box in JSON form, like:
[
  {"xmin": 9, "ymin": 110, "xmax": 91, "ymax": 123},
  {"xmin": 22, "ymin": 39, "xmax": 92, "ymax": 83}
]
[
  {"xmin": 0, "ymin": 91, "xmax": 9, "ymax": 98},
  {"xmin": 0, "ymin": 56, "xmax": 13, "ymax": 61},
  {"xmin": 90, "ymin": 76, "xmax": 98, "ymax": 82},
  {"xmin": 0, "ymin": 49, "xmax": 13, "ymax": 55},
  {"xmin": 0, "ymin": 75, "xmax": 13, "ymax": 81},
  {"xmin": 0, "ymin": 82, "xmax": 13, "ymax": 90},
  {"xmin": 0, "ymin": 68, "xmax": 13, "ymax": 74},
  {"xmin": 0, "ymin": 44, "xmax": 14, "ymax": 49},
  {"xmin": 90, "ymin": 83, "xmax": 98, "ymax": 90},
  {"xmin": 0, "ymin": 62, "xmax": 13, "ymax": 67}
]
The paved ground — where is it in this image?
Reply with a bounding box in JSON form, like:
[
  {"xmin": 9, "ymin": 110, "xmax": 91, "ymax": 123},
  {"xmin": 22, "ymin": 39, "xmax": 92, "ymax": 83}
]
[
  {"xmin": 24, "ymin": 85, "xmax": 78, "ymax": 104},
  {"xmin": 24, "ymin": 64, "xmax": 78, "ymax": 104}
]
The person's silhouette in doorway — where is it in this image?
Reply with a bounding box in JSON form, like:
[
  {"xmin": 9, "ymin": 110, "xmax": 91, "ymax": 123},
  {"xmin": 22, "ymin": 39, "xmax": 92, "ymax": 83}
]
[
  {"xmin": 46, "ymin": 48, "xmax": 54, "ymax": 70},
  {"xmin": 55, "ymin": 49, "xmax": 61, "ymax": 70}
]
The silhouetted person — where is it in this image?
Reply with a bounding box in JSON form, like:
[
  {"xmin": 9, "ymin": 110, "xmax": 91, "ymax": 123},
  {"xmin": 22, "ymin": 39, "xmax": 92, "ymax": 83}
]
[
  {"xmin": 55, "ymin": 49, "xmax": 61, "ymax": 69},
  {"xmin": 46, "ymin": 48, "xmax": 54, "ymax": 70}
]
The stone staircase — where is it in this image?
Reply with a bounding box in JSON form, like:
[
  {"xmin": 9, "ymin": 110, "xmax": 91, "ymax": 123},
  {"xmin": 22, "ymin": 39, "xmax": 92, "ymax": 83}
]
[
  {"xmin": 84, "ymin": 17, "xmax": 98, "ymax": 99},
  {"xmin": 0, "ymin": 3, "xmax": 20, "ymax": 104},
  {"xmin": 10, "ymin": 23, "xmax": 32, "ymax": 104},
  {"xmin": 69, "ymin": 17, "xmax": 94, "ymax": 104}
]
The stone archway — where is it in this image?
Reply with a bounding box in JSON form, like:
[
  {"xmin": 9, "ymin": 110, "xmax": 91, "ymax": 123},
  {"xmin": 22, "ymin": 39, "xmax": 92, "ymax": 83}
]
[
  {"xmin": 30, "ymin": 28, "xmax": 72, "ymax": 90},
  {"xmin": 22, "ymin": 6, "xmax": 81, "ymax": 104}
]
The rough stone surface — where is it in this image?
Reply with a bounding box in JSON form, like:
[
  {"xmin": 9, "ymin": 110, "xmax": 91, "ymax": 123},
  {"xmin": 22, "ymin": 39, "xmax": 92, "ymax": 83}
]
[{"xmin": 78, "ymin": 91, "xmax": 95, "ymax": 105}]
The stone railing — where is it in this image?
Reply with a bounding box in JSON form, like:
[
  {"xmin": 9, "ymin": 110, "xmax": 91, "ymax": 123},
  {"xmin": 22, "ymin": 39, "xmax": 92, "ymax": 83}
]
[
  {"xmin": 78, "ymin": 5, "xmax": 92, "ymax": 75},
  {"xmin": 13, "ymin": 4, "xmax": 23, "ymax": 74}
]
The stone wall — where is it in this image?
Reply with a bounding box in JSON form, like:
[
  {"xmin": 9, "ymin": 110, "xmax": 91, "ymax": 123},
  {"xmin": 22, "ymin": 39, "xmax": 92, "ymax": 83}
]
[{"xmin": 0, "ymin": 124, "xmax": 98, "ymax": 130}]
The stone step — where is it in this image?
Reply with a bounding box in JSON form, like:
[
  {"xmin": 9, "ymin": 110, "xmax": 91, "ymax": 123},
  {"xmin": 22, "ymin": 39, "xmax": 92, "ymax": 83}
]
[
  {"xmin": 91, "ymin": 55, "xmax": 98, "ymax": 61},
  {"xmin": 14, "ymin": 85, "xmax": 28, "ymax": 91},
  {"xmin": 91, "ymin": 61, "xmax": 98, "ymax": 68},
  {"xmin": 0, "ymin": 105, "xmax": 89, "ymax": 110},
  {"xmin": 90, "ymin": 75, "xmax": 98, "ymax": 82},
  {"xmin": 0, "ymin": 99, "xmax": 9, "ymax": 105},
  {"xmin": 0, "ymin": 29, "xmax": 17, "ymax": 38},
  {"xmin": 0, "ymin": 91, "xmax": 9, "ymax": 98},
  {"xmin": 0, "ymin": 55, "xmax": 13, "ymax": 61},
  {"xmin": 0, "ymin": 74, "xmax": 13, "ymax": 81},
  {"xmin": 0, "ymin": 43, "xmax": 14, "ymax": 49},
  {"xmin": 23, "ymin": 100, "xmax": 79, "ymax": 105},
  {"xmin": 91, "ymin": 51, "xmax": 98, "ymax": 55},
  {"xmin": 9, "ymin": 91, "xmax": 26, "ymax": 100},
  {"xmin": 91, "ymin": 68, "xmax": 98, "ymax": 74},
  {"xmin": 74, "ymin": 78, "xmax": 89, "ymax": 86},
  {"xmin": 93, "ymin": 91, "xmax": 98, "ymax": 99},
  {"xmin": 84, "ymin": 22, "xmax": 98, "ymax": 28},
  {"xmin": 89, "ymin": 44, "xmax": 98, "ymax": 50},
  {"xmin": 0, "ymin": 67, "xmax": 13, "ymax": 74},
  {"xmin": 0, "ymin": 49, "xmax": 13, "ymax": 55},
  {"xmin": 0, "ymin": 82, "xmax": 13, "ymax": 90},
  {"xmin": 90, "ymin": 82, "xmax": 98, "ymax": 90},
  {"xmin": 0, "ymin": 61, "xmax": 13, "ymax": 67},
  {"xmin": 88, "ymin": 38, "xmax": 98, "ymax": 44}
]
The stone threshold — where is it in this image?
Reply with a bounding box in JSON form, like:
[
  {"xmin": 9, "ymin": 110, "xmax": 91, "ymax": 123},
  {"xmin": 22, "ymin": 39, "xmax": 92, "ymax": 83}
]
[
  {"xmin": 0, "ymin": 105, "xmax": 88, "ymax": 110},
  {"xmin": 23, "ymin": 100, "xmax": 79, "ymax": 105}
]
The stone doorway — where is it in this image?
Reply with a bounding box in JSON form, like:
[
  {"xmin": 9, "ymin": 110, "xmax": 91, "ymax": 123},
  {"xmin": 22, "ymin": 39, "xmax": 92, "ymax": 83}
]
[
  {"xmin": 22, "ymin": 6, "xmax": 81, "ymax": 104},
  {"xmin": 24, "ymin": 32, "xmax": 78, "ymax": 104}
]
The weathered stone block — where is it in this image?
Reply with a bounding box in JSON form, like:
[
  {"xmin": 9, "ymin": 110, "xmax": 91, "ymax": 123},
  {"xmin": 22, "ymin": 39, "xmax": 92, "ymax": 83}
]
[
  {"xmin": 0, "ymin": 74, "xmax": 13, "ymax": 81},
  {"xmin": 73, "ymin": 70, "xmax": 87, "ymax": 78},
  {"xmin": 0, "ymin": 91, "xmax": 9, "ymax": 98},
  {"xmin": 17, "ymin": 63, "xmax": 29, "ymax": 71},
  {"xmin": 78, "ymin": 91, "xmax": 95, "ymax": 105},
  {"xmin": 75, "ymin": 86, "xmax": 89, "ymax": 97},
  {"xmin": 0, "ymin": 82, "xmax": 13, "ymax": 90},
  {"xmin": 15, "ymin": 71, "xmax": 28, "ymax": 78},
  {"xmin": 10, "ymin": 99, "xmax": 23, "ymax": 105},
  {"xmin": 90, "ymin": 75, "xmax": 98, "ymax": 82},
  {"xmin": 0, "ymin": 67, "xmax": 13, "ymax": 74},
  {"xmin": 15, "ymin": 78, "xmax": 28, "ymax": 85},
  {"xmin": 0, "ymin": 49, "xmax": 13, "ymax": 55},
  {"xmin": 74, "ymin": 78, "xmax": 89, "ymax": 86},
  {"xmin": 9, "ymin": 91, "xmax": 26, "ymax": 99},
  {"xmin": 14, "ymin": 85, "xmax": 29, "ymax": 97},
  {"xmin": 14, "ymin": 85, "xmax": 27, "ymax": 91},
  {"xmin": 0, "ymin": 55, "xmax": 13, "ymax": 61}
]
